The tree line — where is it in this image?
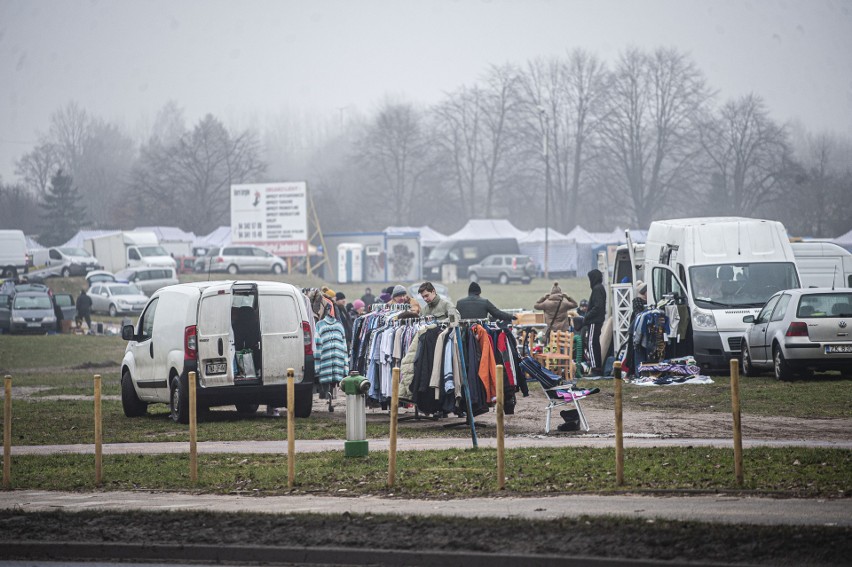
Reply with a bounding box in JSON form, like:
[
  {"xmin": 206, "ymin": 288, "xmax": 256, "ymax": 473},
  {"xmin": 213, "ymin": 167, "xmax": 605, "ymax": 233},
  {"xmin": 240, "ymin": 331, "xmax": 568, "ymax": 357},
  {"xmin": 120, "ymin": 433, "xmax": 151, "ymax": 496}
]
[{"xmin": 2, "ymin": 46, "xmax": 850, "ymax": 247}]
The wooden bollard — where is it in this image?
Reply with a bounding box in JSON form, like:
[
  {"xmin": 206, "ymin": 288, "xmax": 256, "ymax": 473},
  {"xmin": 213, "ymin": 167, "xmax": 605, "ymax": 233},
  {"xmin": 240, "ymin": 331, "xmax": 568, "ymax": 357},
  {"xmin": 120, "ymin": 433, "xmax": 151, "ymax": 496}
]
[
  {"xmin": 3, "ymin": 376, "xmax": 11, "ymax": 489},
  {"xmin": 189, "ymin": 371, "xmax": 198, "ymax": 484},
  {"xmin": 388, "ymin": 367, "xmax": 400, "ymax": 488},
  {"xmin": 613, "ymin": 361, "xmax": 624, "ymax": 486},
  {"xmin": 287, "ymin": 368, "xmax": 295, "ymax": 489},
  {"xmin": 730, "ymin": 358, "xmax": 744, "ymax": 486},
  {"xmin": 496, "ymin": 365, "xmax": 505, "ymax": 490},
  {"xmin": 94, "ymin": 374, "xmax": 102, "ymax": 486}
]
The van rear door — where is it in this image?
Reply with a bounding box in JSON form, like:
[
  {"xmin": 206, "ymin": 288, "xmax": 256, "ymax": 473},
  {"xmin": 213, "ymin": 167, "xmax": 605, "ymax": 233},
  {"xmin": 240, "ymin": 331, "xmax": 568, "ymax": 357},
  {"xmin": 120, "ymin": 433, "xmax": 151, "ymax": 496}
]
[
  {"xmin": 197, "ymin": 287, "xmax": 233, "ymax": 387},
  {"xmin": 259, "ymin": 291, "xmax": 304, "ymax": 385}
]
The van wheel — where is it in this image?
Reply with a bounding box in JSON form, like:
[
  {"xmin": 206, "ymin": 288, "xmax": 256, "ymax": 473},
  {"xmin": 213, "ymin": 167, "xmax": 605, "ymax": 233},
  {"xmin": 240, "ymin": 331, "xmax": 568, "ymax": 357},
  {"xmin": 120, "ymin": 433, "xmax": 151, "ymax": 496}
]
[
  {"xmin": 235, "ymin": 403, "xmax": 259, "ymax": 415},
  {"xmin": 227, "ymin": 264, "xmax": 239, "ymax": 275},
  {"xmin": 294, "ymin": 384, "xmax": 313, "ymax": 418},
  {"xmin": 1, "ymin": 267, "xmax": 16, "ymax": 278},
  {"xmin": 498, "ymin": 273, "xmax": 509, "ymax": 285},
  {"xmin": 170, "ymin": 374, "xmax": 189, "ymax": 424},
  {"xmin": 108, "ymin": 304, "xmax": 118, "ymax": 317},
  {"xmin": 468, "ymin": 272, "xmax": 478, "ymax": 283},
  {"xmin": 741, "ymin": 344, "xmax": 759, "ymax": 377},
  {"xmin": 773, "ymin": 346, "xmax": 793, "ymax": 381},
  {"xmin": 121, "ymin": 370, "xmax": 147, "ymax": 417},
  {"xmin": 61, "ymin": 267, "xmax": 70, "ymax": 278},
  {"xmin": 272, "ymin": 263, "xmax": 284, "ymax": 275}
]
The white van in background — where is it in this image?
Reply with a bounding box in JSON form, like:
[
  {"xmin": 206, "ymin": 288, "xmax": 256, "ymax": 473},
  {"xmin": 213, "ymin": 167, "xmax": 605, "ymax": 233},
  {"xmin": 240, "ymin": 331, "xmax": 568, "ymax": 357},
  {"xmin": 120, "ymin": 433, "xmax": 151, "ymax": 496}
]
[
  {"xmin": 645, "ymin": 217, "xmax": 801, "ymax": 371},
  {"xmin": 30, "ymin": 246, "xmax": 100, "ymax": 278},
  {"xmin": 120, "ymin": 280, "xmax": 316, "ymax": 423},
  {"xmin": 791, "ymin": 241, "xmax": 852, "ymax": 289},
  {"xmin": 0, "ymin": 230, "xmax": 29, "ymax": 278}
]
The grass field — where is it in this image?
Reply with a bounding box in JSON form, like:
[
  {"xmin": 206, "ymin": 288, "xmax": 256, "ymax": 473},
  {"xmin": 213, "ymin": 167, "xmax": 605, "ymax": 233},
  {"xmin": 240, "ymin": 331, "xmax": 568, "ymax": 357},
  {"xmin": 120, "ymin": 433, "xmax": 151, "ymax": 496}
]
[{"xmin": 7, "ymin": 446, "xmax": 851, "ymax": 497}]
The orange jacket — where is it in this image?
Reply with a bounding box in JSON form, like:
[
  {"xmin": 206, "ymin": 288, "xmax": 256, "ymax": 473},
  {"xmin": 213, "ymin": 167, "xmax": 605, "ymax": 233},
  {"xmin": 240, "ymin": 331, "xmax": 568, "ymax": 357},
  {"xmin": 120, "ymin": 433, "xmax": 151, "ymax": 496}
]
[{"xmin": 472, "ymin": 325, "xmax": 497, "ymax": 403}]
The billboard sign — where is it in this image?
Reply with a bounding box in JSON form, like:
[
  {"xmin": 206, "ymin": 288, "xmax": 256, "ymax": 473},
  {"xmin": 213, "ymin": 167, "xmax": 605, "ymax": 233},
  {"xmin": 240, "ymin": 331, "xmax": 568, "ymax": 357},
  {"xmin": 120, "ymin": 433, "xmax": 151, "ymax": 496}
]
[{"xmin": 230, "ymin": 182, "xmax": 308, "ymax": 256}]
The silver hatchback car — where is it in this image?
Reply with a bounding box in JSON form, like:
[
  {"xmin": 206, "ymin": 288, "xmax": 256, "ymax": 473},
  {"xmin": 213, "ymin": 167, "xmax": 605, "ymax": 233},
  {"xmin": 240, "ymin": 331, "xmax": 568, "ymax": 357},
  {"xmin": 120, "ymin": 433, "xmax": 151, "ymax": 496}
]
[{"xmin": 741, "ymin": 288, "xmax": 852, "ymax": 380}]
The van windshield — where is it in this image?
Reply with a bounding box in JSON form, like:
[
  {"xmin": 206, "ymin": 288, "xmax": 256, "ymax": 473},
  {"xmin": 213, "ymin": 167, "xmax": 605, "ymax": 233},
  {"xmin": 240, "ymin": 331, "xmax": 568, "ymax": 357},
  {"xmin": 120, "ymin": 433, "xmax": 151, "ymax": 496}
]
[
  {"xmin": 427, "ymin": 241, "xmax": 461, "ymax": 262},
  {"xmin": 689, "ymin": 263, "xmax": 800, "ymax": 308},
  {"xmin": 138, "ymin": 246, "xmax": 169, "ymax": 257},
  {"xmin": 58, "ymin": 247, "xmax": 90, "ymax": 257}
]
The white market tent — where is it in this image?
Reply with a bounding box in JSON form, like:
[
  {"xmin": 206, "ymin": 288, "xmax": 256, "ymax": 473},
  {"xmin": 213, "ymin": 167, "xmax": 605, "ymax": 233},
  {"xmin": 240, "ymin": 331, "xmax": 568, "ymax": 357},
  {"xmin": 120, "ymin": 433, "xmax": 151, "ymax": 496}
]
[
  {"xmin": 832, "ymin": 229, "xmax": 852, "ymax": 252},
  {"xmin": 448, "ymin": 219, "xmax": 527, "ymax": 241},
  {"xmin": 518, "ymin": 228, "xmax": 579, "ymax": 273},
  {"xmin": 193, "ymin": 226, "xmax": 232, "ymax": 253},
  {"xmin": 136, "ymin": 226, "xmax": 196, "ymax": 257},
  {"xmin": 383, "ymin": 225, "xmax": 447, "ymax": 248},
  {"xmin": 60, "ymin": 230, "xmax": 122, "ymax": 249}
]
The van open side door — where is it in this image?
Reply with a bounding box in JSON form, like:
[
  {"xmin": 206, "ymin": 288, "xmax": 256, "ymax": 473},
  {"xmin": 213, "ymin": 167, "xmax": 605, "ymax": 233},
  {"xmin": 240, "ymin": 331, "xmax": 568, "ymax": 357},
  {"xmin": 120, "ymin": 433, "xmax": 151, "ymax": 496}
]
[
  {"xmin": 197, "ymin": 287, "xmax": 234, "ymax": 387},
  {"xmin": 649, "ymin": 264, "xmax": 692, "ymax": 350}
]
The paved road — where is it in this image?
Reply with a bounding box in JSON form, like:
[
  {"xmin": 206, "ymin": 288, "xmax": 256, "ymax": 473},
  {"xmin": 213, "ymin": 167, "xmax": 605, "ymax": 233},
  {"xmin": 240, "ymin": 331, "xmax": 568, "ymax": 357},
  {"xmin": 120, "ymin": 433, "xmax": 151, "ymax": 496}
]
[
  {"xmin": 11, "ymin": 435, "xmax": 852, "ymax": 455},
  {"xmin": 2, "ymin": 489, "xmax": 850, "ymax": 527}
]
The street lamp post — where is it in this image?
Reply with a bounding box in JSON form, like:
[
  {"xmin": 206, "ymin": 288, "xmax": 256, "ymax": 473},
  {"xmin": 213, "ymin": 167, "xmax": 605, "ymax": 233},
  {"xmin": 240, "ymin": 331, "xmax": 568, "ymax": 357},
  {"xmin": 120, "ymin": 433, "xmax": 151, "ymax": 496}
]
[{"xmin": 541, "ymin": 109, "xmax": 551, "ymax": 279}]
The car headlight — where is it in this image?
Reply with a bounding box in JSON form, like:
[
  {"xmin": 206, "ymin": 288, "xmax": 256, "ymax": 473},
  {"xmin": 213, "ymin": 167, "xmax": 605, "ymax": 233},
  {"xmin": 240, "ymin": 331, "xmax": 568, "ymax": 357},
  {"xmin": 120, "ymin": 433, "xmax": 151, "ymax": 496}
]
[
  {"xmin": 692, "ymin": 307, "xmax": 717, "ymax": 331},
  {"xmin": 43, "ymin": 316, "xmax": 56, "ymax": 323},
  {"xmin": 12, "ymin": 316, "xmax": 25, "ymax": 323}
]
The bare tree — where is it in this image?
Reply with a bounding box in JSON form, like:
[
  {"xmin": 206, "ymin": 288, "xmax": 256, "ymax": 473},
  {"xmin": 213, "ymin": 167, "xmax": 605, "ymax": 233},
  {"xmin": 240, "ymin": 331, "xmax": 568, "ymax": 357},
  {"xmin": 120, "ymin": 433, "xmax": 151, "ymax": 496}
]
[
  {"xmin": 14, "ymin": 142, "xmax": 60, "ymax": 198},
  {"xmin": 434, "ymin": 86, "xmax": 483, "ymax": 218},
  {"xmin": 358, "ymin": 101, "xmax": 433, "ymax": 222},
  {"xmin": 0, "ymin": 181, "xmax": 40, "ymax": 233},
  {"xmin": 598, "ymin": 47, "xmax": 713, "ymax": 227},
  {"xmin": 700, "ymin": 94, "xmax": 788, "ymax": 216}
]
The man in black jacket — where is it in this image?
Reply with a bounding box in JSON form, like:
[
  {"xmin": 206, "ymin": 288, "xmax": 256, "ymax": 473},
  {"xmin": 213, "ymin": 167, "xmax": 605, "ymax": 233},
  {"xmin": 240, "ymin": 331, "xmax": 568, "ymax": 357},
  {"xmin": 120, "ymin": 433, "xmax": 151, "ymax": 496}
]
[
  {"xmin": 584, "ymin": 269, "xmax": 607, "ymax": 376},
  {"xmin": 75, "ymin": 289, "xmax": 93, "ymax": 332},
  {"xmin": 456, "ymin": 281, "xmax": 515, "ymax": 322}
]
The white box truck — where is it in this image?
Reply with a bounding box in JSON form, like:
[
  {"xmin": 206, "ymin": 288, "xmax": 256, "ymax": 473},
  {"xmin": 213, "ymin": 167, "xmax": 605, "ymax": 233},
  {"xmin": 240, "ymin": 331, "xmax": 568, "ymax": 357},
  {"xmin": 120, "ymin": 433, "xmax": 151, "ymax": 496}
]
[
  {"xmin": 644, "ymin": 217, "xmax": 801, "ymax": 371},
  {"xmin": 0, "ymin": 230, "xmax": 29, "ymax": 278},
  {"xmin": 84, "ymin": 231, "xmax": 177, "ymax": 273},
  {"xmin": 791, "ymin": 241, "xmax": 852, "ymax": 289}
]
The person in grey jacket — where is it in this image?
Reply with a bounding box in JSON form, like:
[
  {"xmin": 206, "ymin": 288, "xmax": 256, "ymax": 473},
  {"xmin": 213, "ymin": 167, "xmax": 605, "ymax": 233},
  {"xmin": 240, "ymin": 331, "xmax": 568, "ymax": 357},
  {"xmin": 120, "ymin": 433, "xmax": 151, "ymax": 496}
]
[{"xmin": 456, "ymin": 282, "xmax": 515, "ymax": 322}]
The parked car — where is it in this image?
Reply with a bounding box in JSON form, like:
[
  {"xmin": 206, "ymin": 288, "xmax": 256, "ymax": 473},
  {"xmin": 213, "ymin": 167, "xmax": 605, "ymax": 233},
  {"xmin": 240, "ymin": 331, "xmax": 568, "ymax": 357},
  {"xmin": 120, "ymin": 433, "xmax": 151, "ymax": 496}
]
[
  {"xmin": 88, "ymin": 282, "xmax": 149, "ymax": 317},
  {"xmin": 176, "ymin": 256, "xmax": 196, "ymax": 274},
  {"xmin": 8, "ymin": 291, "xmax": 56, "ymax": 334},
  {"xmin": 194, "ymin": 245, "xmax": 285, "ymax": 275},
  {"xmin": 741, "ymin": 288, "xmax": 852, "ymax": 380},
  {"xmin": 467, "ymin": 254, "xmax": 536, "ymax": 285},
  {"xmin": 408, "ymin": 282, "xmax": 452, "ymax": 309},
  {"xmin": 115, "ymin": 266, "xmax": 179, "ymax": 296},
  {"xmin": 0, "ymin": 292, "xmax": 11, "ymax": 333},
  {"xmin": 86, "ymin": 270, "xmax": 118, "ymax": 287},
  {"xmin": 119, "ymin": 280, "xmax": 316, "ymax": 423}
]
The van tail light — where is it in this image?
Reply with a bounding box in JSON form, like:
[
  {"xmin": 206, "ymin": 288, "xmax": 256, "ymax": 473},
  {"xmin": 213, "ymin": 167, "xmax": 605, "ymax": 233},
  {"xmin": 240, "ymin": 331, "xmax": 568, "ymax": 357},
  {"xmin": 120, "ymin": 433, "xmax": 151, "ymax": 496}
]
[
  {"xmin": 184, "ymin": 325, "xmax": 198, "ymax": 360},
  {"xmin": 215, "ymin": 257, "xmax": 224, "ymax": 263},
  {"xmin": 302, "ymin": 321, "xmax": 313, "ymax": 355},
  {"xmin": 785, "ymin": 322, "xmax": 809, "ymax": 337}
]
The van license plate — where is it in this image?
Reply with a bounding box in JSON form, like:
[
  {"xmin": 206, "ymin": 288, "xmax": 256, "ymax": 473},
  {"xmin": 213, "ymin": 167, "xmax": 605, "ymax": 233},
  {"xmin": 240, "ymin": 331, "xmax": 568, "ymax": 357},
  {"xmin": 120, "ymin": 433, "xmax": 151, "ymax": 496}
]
[
  {"xmin": 825, "ymin": 345, "xmax": 852, "ymax": 354},
  {"xmin": 205, "ymin": 362, "xmax": 227, "ymax": 375},
  {"xmin": 27, "ymin": 323, "xmax": 41, "ymax": 328}
]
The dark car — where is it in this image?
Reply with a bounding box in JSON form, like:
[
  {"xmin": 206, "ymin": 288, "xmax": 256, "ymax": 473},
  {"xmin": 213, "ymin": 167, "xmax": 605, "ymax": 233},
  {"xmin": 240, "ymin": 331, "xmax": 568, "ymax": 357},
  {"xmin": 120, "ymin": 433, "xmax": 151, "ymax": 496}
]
[{"xmin": 9, "ymin": 291, "xmax": 56, "ymax": 334}]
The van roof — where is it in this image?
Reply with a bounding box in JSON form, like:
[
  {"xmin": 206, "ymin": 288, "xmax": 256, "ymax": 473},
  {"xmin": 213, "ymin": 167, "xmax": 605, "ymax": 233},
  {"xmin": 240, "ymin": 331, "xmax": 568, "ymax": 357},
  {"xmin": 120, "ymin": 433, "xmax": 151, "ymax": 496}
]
[
  {"xmin": 791, "ymin": 241, "xmax": 850, "ymax": 256},
  {"xmin": 651, "ymin": 217, "xmax": 774, "ymax": 227},
  {"xmin": 160, "ymin": 280, "xmax": 303, "ymax": 294}
]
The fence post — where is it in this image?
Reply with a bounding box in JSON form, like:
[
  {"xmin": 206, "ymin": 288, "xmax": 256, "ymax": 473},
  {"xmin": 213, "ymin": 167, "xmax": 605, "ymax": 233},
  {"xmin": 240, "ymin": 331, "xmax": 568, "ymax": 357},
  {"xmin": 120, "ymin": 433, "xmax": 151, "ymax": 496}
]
[
  {"xmin": 496, "ymin": 365, "xmax": 505, "ymax": 491},
  {"xmin": 729, "ymin": 358, "xmax": 744, "ymax": 486},
  {"xmin": 287, "ymin": 368, "xmax": 295, "ymax": 489},
  {"xmin": 94, "ymin": 374, "xmax": 102, "ymax": 487},
  {"xmin": 189, "ymin": 371, "xmax": 198, "ymax": 484},
  {"xmin": 614, "ymin": 361, "xmax": 624, "ymax": 486},
  {"xmin": 3, "ymin": 376, "xmax": 11, "ymax": 489},
  {"xmin": 388, "ymin": 367, "xmax": 400, "ymax": 488}
]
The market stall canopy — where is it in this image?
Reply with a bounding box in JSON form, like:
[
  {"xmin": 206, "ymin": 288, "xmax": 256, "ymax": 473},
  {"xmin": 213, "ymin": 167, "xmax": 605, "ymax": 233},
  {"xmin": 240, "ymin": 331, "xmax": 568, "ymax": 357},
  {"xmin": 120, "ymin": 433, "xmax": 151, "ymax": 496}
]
[
  {"xmin": 61, "ymin": 230, "xmax": 122, "ymax": 249},
  {"xmin": 193, "ymin": 226, "xmax": 231, "ymax": 251},
  {"xmin": 135, "ymin": 226, "xmax": 196, "ymax": 244},
  {"xmin": 383, "ymin": 225, "xmax": 447, "ymax": 248},
  {"xmin": 448, "ymin": 219, "xmax": 527, "ymax": 240},
  {"xmin": 518, "ymin": 227, "xmax": 569, "ymax": 243}
]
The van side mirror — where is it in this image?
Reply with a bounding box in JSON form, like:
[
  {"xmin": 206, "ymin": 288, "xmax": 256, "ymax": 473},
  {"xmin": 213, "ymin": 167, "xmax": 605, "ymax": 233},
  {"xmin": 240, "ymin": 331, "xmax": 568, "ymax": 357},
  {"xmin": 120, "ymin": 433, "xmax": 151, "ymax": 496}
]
[
  {"xmin": 742, "ymin": 315, "xmax": 755, "ymax": 324},
  {"xmin": 121, "ymin": 324, "xmax": 135, "ymax": 341}
]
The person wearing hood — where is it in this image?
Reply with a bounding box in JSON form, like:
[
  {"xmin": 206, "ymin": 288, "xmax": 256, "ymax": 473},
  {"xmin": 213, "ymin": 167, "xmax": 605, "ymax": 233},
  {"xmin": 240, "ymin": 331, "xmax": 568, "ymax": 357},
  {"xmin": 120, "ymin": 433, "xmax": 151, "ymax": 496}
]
[
  {"xmin": 387, "ymin": 284, "xmax": 421, "ymax": 315},
  {"xmin": 584, "ymin": 269, "xmax": 607, "ymax": 376},
  {"xmin": 456, "ymin": 281, "xmax": 515, "ymax": 322},
  {"xmin": 534, "ymin": 282, "xmax": 578, "ymax": 342},
  {"xmin": 624, "ymin": 280, "xmax": 647, "ymax": 377}
]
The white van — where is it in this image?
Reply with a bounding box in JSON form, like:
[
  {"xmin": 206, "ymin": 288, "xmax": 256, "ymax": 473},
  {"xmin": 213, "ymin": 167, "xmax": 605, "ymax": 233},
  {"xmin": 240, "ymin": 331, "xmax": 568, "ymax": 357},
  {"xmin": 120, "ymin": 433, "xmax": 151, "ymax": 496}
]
[
  {"xmin": 120, "ymin": 280, "xmax": 316, "ymax": 423},
  {"xmin": 645, "ymin": 217, "xmax": 800, "ymax": 371},
  {"xmin": 791, "ymin": 241, "xmax": 852, "ymax": 289},
  {"xmin": 30, "ymin": 246, "xmax": 100, "ymax": 278},
  {"xmin": 0, "ymin": 230, "xmax": 29, "ymax": 278}
]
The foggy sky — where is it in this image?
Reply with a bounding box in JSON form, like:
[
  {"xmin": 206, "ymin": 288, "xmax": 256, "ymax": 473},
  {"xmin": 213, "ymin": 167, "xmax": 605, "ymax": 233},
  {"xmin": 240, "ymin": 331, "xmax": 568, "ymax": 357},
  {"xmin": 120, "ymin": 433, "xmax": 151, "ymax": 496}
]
[{"xmin": 1, "ymin": 0, "xmax": 851, "ymax": 182}]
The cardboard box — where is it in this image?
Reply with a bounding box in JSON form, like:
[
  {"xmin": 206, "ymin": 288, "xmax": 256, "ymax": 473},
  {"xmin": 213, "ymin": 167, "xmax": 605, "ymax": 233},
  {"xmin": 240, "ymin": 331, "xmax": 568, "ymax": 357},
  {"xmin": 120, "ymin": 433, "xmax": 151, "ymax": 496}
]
[
  {"xmin": 515, "ymin": 312, "xmax": 544, "ymax": 325},
  {"xmin": 60, "ymin": 319, "xmax": 73, "ymax": 334}
]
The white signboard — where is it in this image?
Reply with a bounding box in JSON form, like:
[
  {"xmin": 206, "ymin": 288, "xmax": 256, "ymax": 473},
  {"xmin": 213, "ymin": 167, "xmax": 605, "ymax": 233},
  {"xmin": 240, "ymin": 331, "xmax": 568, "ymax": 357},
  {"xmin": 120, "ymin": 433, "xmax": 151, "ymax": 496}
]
[{"xmin": 230, "ymin": 182, "xmax": 308, "ymax": 256}]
